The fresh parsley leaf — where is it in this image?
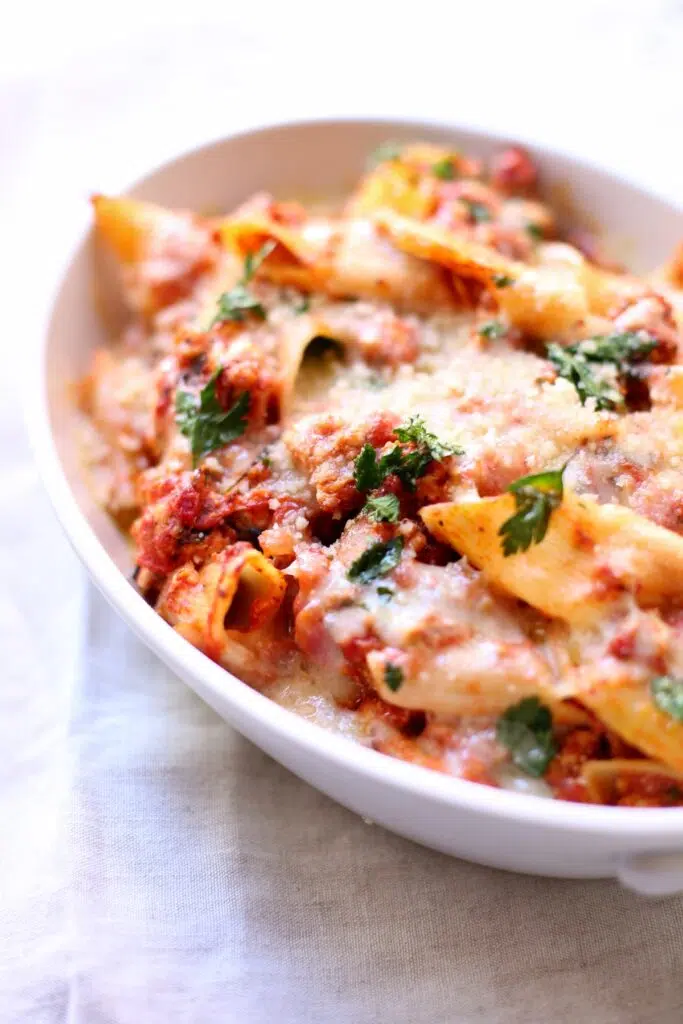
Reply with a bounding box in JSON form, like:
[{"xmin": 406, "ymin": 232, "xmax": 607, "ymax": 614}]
[
  {"xmin": 212, "ymin": 240, "xmax": 275, "ymax": 325},
  {"xmin": 212, "ymin": 285, "xmax": 266, "ymax": 324},
  {"xmin": 176, "ymin": 370, "xmax": 250, "ymax": 467},
  {"xmin": 294, "ymin": 295, "xmax": 311, "ymax": 314},
  {"xmin": 243, "ymin": 240, "xmax": 276, "ymax": 282},
  {"xmin": 575, "ymin": 331, "xmax": 657, "ymax": 364},
  {"xmin": 499, "ymin": 465, "xmax": 565, "ymax": 557},
  {"xmin": 377, "ymin": 443, "xmax": 413, "ymax": 480},
  {"xmin": 260, "ymin": 446, "xmax": 273, "ymax": 469},
  {"xmin": 496, "ymin": 697, "xmax": 556, "ymax": 777},
  {"xmin": 175, "ymin": 389, "xmax": 200, "ymax": 435},
  {"xmin": 353, "ymin": 418, "xmax": 462, "ymax": 497},
  {"xmin": 347, "ymin": 537, "xmax": 404, "ymax": 584},
  {"xmin": 393, "ymin": 415, "xmax": 463, "ymax": 462},
  {"xmin": 433, "ymin": 157, "xmax": 456, "ymax": 180},
  {"xmin": 376, "ymin": 585, "xmax": 394, "ymax": 603},
  {"xmin": 368, "ymin": 141, "xmax": 402, "ymax": 168},
  {"xmin": 354, "ymin": 444, "xmax": 382, "ymax": 492},
  {"xmin": 363, "ymin": 494, "xmax": 400, "ymax": 523},
  {"xmin": 492, "ymin": 273, "xmax": 514, "ymax": 288},
  {"xmin": 651, "ymin": 676, "xmax": 683, "ymax": 722},
  {"xmin": 384, "ymin": 663, "xmax": 404, "ymax": 693},
  {"xmin": 379, "ymin": 446, "xmax": 430, "ymax": 492},
  {"xmin": 526, "ymin": 222, "xmax": 543, "ymax": 241},
  {"xmin": 547, "ymin": 332, "xmax": 656, "ymax": 411},
  {"xmin": 547, "ymin": 343, "xmax": 620, "ymax": 411},
  {"xmin": 479, "ymin": 320, "xmax": 507, "ymax": 341},
  {"xmin": 462, "ymin": 199, "xmax": 491, "ymax": 223}
]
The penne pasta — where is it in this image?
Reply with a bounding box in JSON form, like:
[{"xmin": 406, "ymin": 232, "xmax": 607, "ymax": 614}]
[
  {"xmin": 366, "ymin": 642, "xmax": 555, "ymax": 717},
  {"xmin": 374, "ymin": 208, "xmax": 595, "ymax": 340},
  {"xmin": 578, "ymin": 671, "xmax": 683, "ymax": 775},
  {"xmin": 420, "ymin": 489, "xmax": 683, "ymax": 625},
  {"xmin": 373, "ymin": 207, "xmax": 511, "ymax": 285},
  {"xmin": 157, "ymin": 545, "xmax": 287, "ymax": 683}
]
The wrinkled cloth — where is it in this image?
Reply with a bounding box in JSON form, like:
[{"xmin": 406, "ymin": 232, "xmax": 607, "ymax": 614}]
[{"xmin": 2, "ymin": 7, "xmax": 683, "ymax": 1022}]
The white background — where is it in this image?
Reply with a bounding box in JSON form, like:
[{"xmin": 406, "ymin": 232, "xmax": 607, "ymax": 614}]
[{"xmin": 2, "ymin": 3, "xmax": 683, "ymax": 1022}]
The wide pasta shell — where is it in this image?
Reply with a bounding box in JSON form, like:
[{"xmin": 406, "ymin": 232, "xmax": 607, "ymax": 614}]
[
  {"xmin": 92, "ymin": 194, "xmax": 219, "ymax": 315},
  {"xmin": 92, "ymin": 194, "xmax": 199, "ymax": 264},
  {"xmin": 222, "ymin": 206, "xmax": 457, "ymax": 313},
  {"xmin": 92, "ymin": 195, "xmax": 161, "ymax": 262},
  {"xmin": 219, "ymin": 209, "xmax": 335, "ymax": 291}
]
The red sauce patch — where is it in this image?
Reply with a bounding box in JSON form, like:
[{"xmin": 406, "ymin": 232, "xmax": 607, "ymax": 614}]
[{"xmin": 489, "ymin": 146, "xmax": 538, "ymax": 196}]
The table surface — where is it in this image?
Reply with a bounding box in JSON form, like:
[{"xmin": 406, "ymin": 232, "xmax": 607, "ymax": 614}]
[{"xmin": 2, "ymin": 5, "xmax": 683, "ymax": 1022}]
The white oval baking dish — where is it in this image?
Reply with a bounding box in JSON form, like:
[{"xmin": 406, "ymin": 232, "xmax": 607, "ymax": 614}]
[{"xmin": 30, "ymin": 118, "xmax": 683, "ymax": 891}]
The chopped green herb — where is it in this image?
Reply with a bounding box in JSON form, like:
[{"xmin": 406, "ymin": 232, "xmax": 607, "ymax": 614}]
[
  {"xmin": 212, "ymin": 285, "xmax": 266, "ymax": 324},
  {"xmin": 547, "ymin": 332, "xmax": 656, "ymax": 411},
  {"xmin": 260, "ymin": 447, "xmax": 273, "ymax": 469},
  {"xmin": 492, "ymin": 273, "xmax": 514, "ymax": 288},
  {"xmin": 432, "ymin": 157, "xmax": 456, "ymax": 181},
  {"xmin": 379, "ymin": 446, "xmax": 433, "ymax": 490},
  {"xmin": 375, "ymin": 443, "xmax": 427, "ymax": 490},
  {"xmin": 496, "ymin": 697, "xmax": 556, "ymax": 777},
  {"xmin": 499, "ymin": 465, "xmax": 565, "ymax": 557},
  {"xmin": 462, "ymin": 199, "xmax": 492, "ymax": 223},
  {"xmin": 354, "ymin": 444, "xmax": 382, "ymax": 492},
  {"xmin": 212, "ymin": 240, "xmax": 275, "ymax": 325},
  {"xmin": 376, "ymin": 585, "xmax": 394, "ymax": 603},
  {"xmin": 243, "ymin": 241, "xmax": 275, "ymax": 282},
  {"xmin": 547, "ymin": 344, "xmax": 619, "ymax": 411},
  {"xmin": 353, "ymin": 418, "xmax": 461, "ymax": 496},
  {"xmin": 294, "ymin": 295, "xmax": 311, "ymax": 314},
  {"xmin": 363, "ymin": 493, "xmax": 400, "ymax": 523},
  {"xmin": 176, "ymin": 370, "xmax": 250, "ymax": 467},
  {"xmin": 347, "ymin": 537, "xmax": 404, "ymax": 585},
  {"xmin": 526, "ymin": 222, "xmax": 543, "ymax": 241},
  {"xmin": 651, "ymin": 676, "xmax": 683, "ymax": 722},
  {"xmin": 575, "ymin": 331, "xmax": 656, "ymax": 364},
  {"xmin": 479, "ymin": 320, "xmax": 507, "ymax": 341},
  {"xmin": 393, "ymin": 415, "xmax": 463, "ymax": 463},
  {"xmin": 368, "ymin": 141, "xmax": 402, "ymax": 168},
  {"xmin": 382, "ymin": 445, "xmax": 446, "ymax": 490},
  {"xmin": 384, "ymin": 663, "xmax": 404, "ymax": 693}
]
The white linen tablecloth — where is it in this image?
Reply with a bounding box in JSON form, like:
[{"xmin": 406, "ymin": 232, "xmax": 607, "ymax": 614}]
[{"xmin": 2, "ymin": 6, "xmax": 683, "ymax": 1021}]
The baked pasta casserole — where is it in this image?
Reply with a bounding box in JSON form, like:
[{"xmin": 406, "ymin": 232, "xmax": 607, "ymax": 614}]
[{"xmin": 79, "ymin": 140, "xmax": 683, "ymax": 805}]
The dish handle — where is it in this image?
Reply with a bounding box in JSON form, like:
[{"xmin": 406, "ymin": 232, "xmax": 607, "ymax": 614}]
[{"xmin": 616, "ymin": 851, "xmax": 683, "ymax": 896}]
